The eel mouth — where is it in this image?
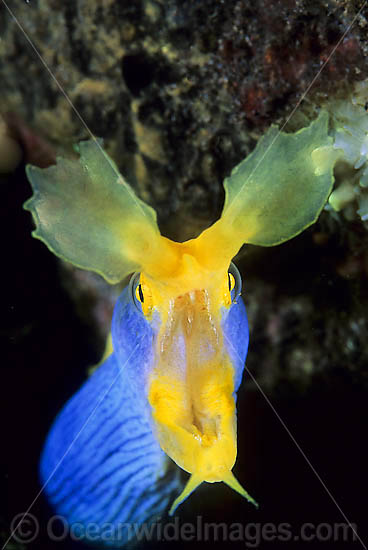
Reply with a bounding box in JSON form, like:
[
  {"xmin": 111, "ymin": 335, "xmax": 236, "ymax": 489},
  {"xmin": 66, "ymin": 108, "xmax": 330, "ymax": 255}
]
[
  {"xmin": 148, "ymin": 288, "xmax": 258, "ymax": 514},
  {"xmin": 148, "ymin": 289, "xmax": 237, "ymax": 477}
]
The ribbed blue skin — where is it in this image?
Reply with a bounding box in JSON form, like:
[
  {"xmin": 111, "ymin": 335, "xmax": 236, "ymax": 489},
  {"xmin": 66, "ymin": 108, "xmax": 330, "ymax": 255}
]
[
  {"xmin": 40, "ymin": 279, "xmax": 249, "ymax": 548},
  {"xmin": 222, "ymin": 293, "xmax": 249, "ymax": 395}
]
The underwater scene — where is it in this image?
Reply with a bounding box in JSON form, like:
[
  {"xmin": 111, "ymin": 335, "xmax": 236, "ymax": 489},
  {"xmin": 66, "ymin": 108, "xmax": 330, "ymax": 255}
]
[{"xmin": 1, "ymin": 1, "xmax": 368, "ymax": 549}]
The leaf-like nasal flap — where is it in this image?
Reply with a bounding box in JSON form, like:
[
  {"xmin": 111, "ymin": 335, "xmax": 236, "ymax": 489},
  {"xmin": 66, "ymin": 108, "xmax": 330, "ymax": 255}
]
[
  {"xmin": 196, "ymin": 110, "xmax": 339, "ymax": 268},
  {"xmin": 24, "ymin": 139, "xmax": 165, "ymax": 283}
]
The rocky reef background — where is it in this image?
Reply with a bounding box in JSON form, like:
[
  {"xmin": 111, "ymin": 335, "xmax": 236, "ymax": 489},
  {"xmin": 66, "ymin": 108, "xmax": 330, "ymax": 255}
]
[{"xmin": 2, "ymin": 1, "xmax": 368, "ymax": 548}]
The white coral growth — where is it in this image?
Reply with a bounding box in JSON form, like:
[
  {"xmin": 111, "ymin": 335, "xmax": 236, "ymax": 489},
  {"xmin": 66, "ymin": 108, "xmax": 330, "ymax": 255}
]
[{"xmin": 328, "ymin": 79, "xmax": 368, "ymax": 222}]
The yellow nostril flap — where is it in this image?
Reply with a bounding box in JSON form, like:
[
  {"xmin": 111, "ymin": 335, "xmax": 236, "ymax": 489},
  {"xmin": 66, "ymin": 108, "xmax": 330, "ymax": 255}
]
[
  {"xmin": 223, "ymin": 470, "xmax": 259, "ymax": 509},
  {"xmin": 168, "ymin": 470, "xmax": 258, "ymax": 516},
  {"xmin": 169, "ymin": 474, "xmax": 203, "ymax": 516}
]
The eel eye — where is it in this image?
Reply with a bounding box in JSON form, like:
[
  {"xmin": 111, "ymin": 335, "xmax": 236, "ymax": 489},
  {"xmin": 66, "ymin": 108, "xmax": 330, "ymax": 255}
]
[
  {"xmin": 135, "ymin": 284, "xmax": 145, "ymax": 303},
  {"xmin": 228, "ymin": 272, "xmax": 235, "ymax": 292},
  {"xmin": 129, "ymin": 273, "xmax": 153, "ymax": 317},
  {"xmin": 228, "ymin": 262, "xmax": 242, "ymax": 302}
]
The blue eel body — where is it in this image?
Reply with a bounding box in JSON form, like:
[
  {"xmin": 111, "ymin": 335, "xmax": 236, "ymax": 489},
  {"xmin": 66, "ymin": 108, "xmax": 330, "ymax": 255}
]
[{"xmin": 40, "ymin": 279, "xmax": 249, "ymax": 547}]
